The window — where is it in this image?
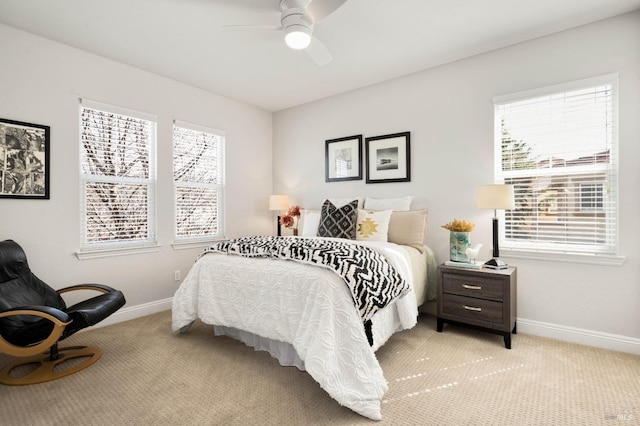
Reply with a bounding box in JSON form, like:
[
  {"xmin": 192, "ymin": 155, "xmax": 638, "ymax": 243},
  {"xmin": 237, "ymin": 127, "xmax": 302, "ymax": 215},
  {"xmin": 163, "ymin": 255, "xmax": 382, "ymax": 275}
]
[
  {"xmin": 494, "ymin": 74, "xmax": 618, "ymax": 255},
  {"xmin": 579, "ymin": 183, "xmax": 604, "ymax": 212},
  {"xmin": 80, "ymin": 100, "xmax": 157, "ymax": 251},
  {"xmin": 173, "ymin": 121, "xmax": 225, "ymax": 242}
]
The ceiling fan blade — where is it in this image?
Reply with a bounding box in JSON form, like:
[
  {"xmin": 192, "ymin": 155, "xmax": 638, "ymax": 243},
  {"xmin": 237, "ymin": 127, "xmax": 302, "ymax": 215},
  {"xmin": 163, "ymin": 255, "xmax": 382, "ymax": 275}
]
[
  {"xmin": 306, "ymin": 36, "xmax": 332, "ymax": 67},
  {"xmin": 222, "ymin": 24, "xmax": 281, "ymax": 32},
  {"xmin": 306, "ymin": 0, "xmax": 347, "ymax": 22}
]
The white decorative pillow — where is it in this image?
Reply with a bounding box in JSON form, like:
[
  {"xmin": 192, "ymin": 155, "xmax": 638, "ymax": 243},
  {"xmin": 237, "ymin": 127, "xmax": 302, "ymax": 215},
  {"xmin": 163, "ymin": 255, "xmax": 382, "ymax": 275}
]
[
  {"xmin": 355, "ymin": 209, "xmax": 393, "ymax": 242},
  {"xmin": 328, "ymin": 197, "xmax": 364, "ymax": 209},
  {"xmin": 364, "ymin": 196, "xmax": 412, "ymax": 211},
  {"xmin": 300, "ymin": 209, "xmax": 321, "ymax": 237}
]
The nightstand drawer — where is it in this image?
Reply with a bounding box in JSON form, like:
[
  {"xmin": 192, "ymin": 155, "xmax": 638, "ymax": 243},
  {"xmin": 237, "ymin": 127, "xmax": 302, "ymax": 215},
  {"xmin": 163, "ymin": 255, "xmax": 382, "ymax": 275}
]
[
  {"xmin": 442, "ymin": 273, "xmax": 504, "ymax": 301},
  {"xmin": 442, "ymin": 294, "xmax": 503, "ymax": 324}
]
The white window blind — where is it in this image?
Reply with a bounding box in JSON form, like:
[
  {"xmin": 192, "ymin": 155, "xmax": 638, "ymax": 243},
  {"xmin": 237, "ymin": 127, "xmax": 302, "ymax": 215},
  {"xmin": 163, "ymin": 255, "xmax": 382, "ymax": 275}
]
[
  {"xmin": 80, "ymin": 100, "xmax": 157, "ymax": 249},
  {"xmin": 494, "ymin": 74, "xmax": 618, "ymax": 255},
  {"xmin": 173, "ymin": 121, "xmax": 225, "ymax": 241}
]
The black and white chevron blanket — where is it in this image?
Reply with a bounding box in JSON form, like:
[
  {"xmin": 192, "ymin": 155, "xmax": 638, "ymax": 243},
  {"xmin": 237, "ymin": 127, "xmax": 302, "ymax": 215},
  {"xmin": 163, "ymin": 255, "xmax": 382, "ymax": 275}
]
[{"xmin": 201, "ymin": 236, "xmax": 410, "ymax": 344}]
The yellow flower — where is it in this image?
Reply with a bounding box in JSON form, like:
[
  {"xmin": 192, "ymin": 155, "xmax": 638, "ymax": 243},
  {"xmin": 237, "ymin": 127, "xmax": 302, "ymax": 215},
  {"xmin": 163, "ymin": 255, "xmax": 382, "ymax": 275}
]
[{"xmin": 441, "ymin": 219, "xmax": 475, "ymax": 232}]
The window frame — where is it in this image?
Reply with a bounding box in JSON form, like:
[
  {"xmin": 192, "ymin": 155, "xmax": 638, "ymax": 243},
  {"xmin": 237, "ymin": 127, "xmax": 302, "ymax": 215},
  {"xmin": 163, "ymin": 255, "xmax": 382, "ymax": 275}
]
[
  {"xmin": 172, "ymin": 120, "xmax": 226, "ymax": 247},
  {"xmin": 78, "ymin": 99, "xmax": 158, "ymax": 258},
  {"xmin": 578, "ymin": 182, "xmax": 605, "ymax": 212},
  {"xmin": 493, "ymin": 74, "xmax": 622, "ymax": 264}
]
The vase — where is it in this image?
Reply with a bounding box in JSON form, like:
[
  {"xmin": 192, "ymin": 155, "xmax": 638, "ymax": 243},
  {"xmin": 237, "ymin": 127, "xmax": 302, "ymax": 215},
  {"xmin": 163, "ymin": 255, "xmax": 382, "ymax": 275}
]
[{"xmin": 449, "ymin": 231, "xmax": 471, "ymax": 262}]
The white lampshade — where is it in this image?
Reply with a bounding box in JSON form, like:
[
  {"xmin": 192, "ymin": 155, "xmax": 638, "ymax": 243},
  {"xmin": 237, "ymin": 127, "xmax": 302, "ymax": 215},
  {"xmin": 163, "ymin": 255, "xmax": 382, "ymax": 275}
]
[
  {"xmin": 269, "ymin": 195, "xmax": 290, "ymax": 211},
  {"xmin": 477, "ymin": 184, "xmax": 515, "ymax": 210}
]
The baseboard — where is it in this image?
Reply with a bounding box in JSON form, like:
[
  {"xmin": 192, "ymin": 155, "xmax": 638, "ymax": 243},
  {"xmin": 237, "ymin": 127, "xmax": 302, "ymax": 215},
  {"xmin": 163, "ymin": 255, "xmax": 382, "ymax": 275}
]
[
  {"xmin": 517, "ymin": 318, "xmax": 640, "ymax": 355},
  {"xmin": 92, "ymin": 297, "xmax": 173, "ymax": 329}
]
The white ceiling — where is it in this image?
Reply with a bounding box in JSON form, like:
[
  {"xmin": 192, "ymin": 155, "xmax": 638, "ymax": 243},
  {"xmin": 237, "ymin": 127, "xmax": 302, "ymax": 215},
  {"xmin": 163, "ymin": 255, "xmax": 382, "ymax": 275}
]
[{"xmin": 1, "ymin": 0, "xmax": 639, "ymax": 112}]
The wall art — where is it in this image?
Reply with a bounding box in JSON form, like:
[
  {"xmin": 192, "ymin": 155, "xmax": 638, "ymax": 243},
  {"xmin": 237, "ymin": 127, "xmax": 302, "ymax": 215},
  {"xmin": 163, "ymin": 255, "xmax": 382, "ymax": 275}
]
[
  {"xmin": 365, "ymin": 131, "xmax": 410, "ymax": 183},
  {"xmin": 325, "ymin": 134, "xmax": 362, "ymax": 182},
  {"xmin": 0, "ymin": 118, "xmax": 50, "ymax": 199}
]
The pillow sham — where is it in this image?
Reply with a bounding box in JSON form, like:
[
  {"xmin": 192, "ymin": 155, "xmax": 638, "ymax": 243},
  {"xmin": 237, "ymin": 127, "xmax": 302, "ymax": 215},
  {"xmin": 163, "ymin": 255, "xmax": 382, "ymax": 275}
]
[
  {"xmin": 317, "ymin": 199, "xmax": 358, "ymax": 239},
  {"xmin": 364, "ymin": 196, "xmax": 413, "ymax": 211},
  {"xmin": 387, "ymin": 209, "xmax": 428, "ymax": 251},
  {"xmin": 328, "ymin": 197, "xmax": 364, "ymax": 209},
  {"xmin": 300, "ymin": 209, "xmax": 321, "ymax": 237},
  {"xmin": 355, "ymin": 209, "xmax": 393, "ymax": 242}
]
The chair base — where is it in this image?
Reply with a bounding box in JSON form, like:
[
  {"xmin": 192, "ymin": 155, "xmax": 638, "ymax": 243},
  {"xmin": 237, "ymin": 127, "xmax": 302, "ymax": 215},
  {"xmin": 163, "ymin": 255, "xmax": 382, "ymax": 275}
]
[{"xmin": 0, "ymin": 345, "xmax": 102, "ymax": 386}]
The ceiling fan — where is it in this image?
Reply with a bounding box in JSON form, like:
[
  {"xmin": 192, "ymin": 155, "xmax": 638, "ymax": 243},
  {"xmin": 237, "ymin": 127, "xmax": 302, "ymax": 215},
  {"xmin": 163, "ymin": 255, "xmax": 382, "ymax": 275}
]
[{"xmin": 224, "ymin": 0, "xmax": 347, "ymax": 67}]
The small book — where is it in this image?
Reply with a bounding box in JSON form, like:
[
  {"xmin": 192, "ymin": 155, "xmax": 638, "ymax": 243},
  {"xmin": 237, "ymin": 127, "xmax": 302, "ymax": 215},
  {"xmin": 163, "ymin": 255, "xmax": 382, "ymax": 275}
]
[{"xmin": 444, "ymin": 260, "xmax": 484, "ymax": 269}]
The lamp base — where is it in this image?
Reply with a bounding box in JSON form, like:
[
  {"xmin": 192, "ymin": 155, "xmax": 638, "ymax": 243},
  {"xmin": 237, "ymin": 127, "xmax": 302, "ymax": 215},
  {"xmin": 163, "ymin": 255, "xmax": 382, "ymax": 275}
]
[{"xmin": 483, "ymin": 258, "xmax": 509, "ymax": 270}]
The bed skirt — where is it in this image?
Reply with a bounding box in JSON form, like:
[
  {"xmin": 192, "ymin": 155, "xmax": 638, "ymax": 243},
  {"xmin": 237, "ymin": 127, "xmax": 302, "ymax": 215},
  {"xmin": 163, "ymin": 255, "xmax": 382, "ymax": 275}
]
[{"xmin": 214, "ymin": 325, "xmax": 306, "ymax": 370}]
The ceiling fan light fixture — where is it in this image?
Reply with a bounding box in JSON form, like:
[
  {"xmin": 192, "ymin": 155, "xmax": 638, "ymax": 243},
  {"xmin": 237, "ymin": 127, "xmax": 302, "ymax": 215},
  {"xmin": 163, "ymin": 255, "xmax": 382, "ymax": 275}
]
[
  {"xmin": 281, "ymin": 8, "xmax": 312, "ymax": 50},
  {"xmin": 284, "ymin": 25, "xmax": 311, "ymax": 49}
]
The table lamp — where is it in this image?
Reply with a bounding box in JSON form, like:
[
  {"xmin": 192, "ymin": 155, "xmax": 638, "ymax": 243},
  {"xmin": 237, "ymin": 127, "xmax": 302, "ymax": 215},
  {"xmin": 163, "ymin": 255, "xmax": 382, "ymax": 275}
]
[
  {"xmin": 269, "ymin": 195, "xmax": 290, "ymax": 236},
  {"xmin": 477, "ymin": 184, "xmax": 515, "ymax": 269}
]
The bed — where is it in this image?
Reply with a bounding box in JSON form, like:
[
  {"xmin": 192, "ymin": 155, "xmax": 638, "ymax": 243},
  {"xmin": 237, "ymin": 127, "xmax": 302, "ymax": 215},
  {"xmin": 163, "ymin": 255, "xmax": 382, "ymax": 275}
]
[{"xmin": 172, "ymin": 199, "xmax": 435, "ymax": 420}]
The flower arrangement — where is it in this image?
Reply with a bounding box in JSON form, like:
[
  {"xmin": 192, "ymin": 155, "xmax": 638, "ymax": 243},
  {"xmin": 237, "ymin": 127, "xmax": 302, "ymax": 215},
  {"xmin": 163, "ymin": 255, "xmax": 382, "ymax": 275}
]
[
  {"xmin": 280, "ymin": 205, "xmax": 301, "ymax": 234},
  {"xmin": 441, "ymin": 219, "xmax": 475, "ymax": 232}
]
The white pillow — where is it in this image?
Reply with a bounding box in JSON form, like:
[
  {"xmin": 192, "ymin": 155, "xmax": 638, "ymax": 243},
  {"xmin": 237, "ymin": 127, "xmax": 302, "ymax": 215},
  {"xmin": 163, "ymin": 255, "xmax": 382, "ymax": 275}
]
[
  {"xmin": 355, "ymin": 209, "xmax": 393, "ymax": 242},
  {"xmin": 328, "ymin": 197, "xmax": 364, "ymax": 209},
  {"xmin": 364, "ymin": 196, "xmax": 412, "ymax": 211},
  {"xmin": 300, "ymin": 209, "xmax": 321, "ymax": 237}
]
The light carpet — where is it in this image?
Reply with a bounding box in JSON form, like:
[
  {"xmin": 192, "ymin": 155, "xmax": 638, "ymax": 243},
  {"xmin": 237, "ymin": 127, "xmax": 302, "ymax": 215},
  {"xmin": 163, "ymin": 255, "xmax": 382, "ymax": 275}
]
[{"xmin": 1, "ymin": 311, "xmax": 638, "ymax": 425}]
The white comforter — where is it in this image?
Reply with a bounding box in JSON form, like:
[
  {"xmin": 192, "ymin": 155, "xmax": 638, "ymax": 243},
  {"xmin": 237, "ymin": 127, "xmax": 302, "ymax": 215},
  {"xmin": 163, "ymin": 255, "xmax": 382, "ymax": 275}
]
[{"xmin": 172, "ymin": 238, "xmax": 419, "ymax": 420}]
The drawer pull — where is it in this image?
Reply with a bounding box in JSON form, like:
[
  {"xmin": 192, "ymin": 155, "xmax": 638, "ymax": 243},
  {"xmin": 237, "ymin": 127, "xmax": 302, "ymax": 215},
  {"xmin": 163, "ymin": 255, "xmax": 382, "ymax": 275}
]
[
  {"xmin": 463, "ymin": 305, "xmax": 482, "ymax": 312},
  {"xmin": 462, "ymin": 284, "xmax": 482, "ymax": 290}
]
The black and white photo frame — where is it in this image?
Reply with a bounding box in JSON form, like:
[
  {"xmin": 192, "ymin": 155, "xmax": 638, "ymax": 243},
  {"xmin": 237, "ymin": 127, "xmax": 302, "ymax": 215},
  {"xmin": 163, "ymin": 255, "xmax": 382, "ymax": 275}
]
[
  {"xmin": 365, "ymin": 132, "xmax": 410, "ymax": 183},
  {"xmin": 0, "ymin": 118, "xmax": 50, "ymax": 199},
  {"xmin": 325, "ymin": 134, "xmax": 362, "ymax": 182}
]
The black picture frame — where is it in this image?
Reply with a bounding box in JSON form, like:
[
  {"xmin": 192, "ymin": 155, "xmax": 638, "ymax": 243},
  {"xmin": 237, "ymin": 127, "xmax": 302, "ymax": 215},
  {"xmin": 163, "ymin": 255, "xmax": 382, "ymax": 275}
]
[
  {"xmin": 0, "ymin": 118, "xmax": 50, "ymax": 199},
  {"xmin": 365, "ymin": 132, "xmax": 411, "ymax": 184},
  {"xmin": 325, "ymin": 134, "xmax": 362, "ymax": 182}
]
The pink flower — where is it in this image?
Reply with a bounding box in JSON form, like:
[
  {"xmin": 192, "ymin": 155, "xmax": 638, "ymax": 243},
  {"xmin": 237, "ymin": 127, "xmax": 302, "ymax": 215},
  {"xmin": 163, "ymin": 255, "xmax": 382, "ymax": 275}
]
[
  {"xmin": 280, "ymin": 214, "xmax": 295, "ymax": 228},
  {"xmin": 287, "ymin": 205, "xmax": 301, "ymax": 218},
  {"xmin": 280, "ymin": 205, "xmax": 302, "ymax": 231}
]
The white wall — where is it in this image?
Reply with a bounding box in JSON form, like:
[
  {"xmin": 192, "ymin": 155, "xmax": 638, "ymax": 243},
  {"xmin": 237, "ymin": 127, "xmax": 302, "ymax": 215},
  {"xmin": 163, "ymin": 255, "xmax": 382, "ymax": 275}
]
[
  {"xmin": 273, "ymin": 12, "xmax": 640, "ymax": 352},
  {"xmin": 0, "ymin": 24, "xmax": 273, "ymax": 314}
]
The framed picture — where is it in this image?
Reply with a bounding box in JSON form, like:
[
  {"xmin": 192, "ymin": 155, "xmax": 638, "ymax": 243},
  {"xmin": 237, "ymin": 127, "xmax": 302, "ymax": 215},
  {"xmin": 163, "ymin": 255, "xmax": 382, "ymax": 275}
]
[
  {"xmin": 0, "ymin": 118, "xmax": 50, "ymax": 199},
  {"xmin": 365, "ymin": 132, "xmax": 410, "ymax": 183},
  {"xmin": 325, "ymin": 134, "xmax": 362, "ymax": 182}
]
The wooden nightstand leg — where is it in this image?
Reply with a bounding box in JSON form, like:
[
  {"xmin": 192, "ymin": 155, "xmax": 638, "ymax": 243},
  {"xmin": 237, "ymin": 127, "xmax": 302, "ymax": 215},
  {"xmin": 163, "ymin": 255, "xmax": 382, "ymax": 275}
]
[
  {"xmin": 437, "ymin": 318, "xmax": 444, "ymax": 332},
  {"xmin": 504, "ymin": 333, "xmax": 512, "ymax": 349},
  {"xmin": 512, "ymin": 323, "xmax": 517, "ymax": 334}
]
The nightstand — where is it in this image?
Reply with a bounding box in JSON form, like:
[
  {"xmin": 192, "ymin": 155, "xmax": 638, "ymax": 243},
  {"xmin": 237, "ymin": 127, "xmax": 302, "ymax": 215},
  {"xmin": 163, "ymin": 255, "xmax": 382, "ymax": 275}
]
[{"xmin": 437, "ymin": 264, "xmax": 517, "ymax": 349}]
